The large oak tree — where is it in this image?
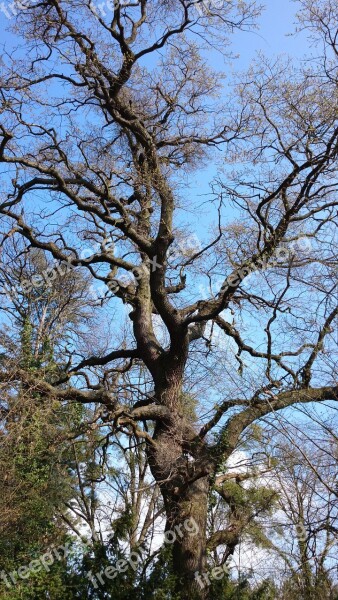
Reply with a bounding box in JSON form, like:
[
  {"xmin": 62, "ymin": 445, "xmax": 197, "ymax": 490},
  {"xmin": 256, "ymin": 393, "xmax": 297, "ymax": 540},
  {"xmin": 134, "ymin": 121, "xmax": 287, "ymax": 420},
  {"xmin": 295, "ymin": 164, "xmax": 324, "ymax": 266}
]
[{"xmin": 0, "ymin": 0, "xmax": 337, "ymax": 597}]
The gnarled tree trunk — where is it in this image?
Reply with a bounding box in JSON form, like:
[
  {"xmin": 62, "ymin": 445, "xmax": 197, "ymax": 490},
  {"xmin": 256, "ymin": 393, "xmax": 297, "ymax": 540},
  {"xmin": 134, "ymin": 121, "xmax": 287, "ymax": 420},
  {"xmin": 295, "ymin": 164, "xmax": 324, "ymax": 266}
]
[
  {"xmin": 148, "ymin": 372, "xmax": 211, "ymax": 599},
  {"xmin": 170, "ymin": 477, "xmax": 210, "ymax": 600}
]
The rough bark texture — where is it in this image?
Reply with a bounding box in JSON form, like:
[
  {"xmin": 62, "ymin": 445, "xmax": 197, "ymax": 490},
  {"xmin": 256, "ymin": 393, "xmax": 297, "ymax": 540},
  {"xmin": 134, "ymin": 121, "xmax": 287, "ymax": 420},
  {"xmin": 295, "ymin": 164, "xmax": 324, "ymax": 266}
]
[{"xmin": 171, "ymin": 478, "xmax": 210, "ymax": 600}]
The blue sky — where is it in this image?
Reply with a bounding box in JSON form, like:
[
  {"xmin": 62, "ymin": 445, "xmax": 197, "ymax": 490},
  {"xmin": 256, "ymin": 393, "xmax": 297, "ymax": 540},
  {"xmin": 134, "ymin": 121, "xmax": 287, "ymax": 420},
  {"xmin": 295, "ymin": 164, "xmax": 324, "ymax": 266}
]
[
  {"xmin": 234, "ymin": 0, "xmax": 304, "ymax": 63},
  {"xmin": 184, "ymin": 0, "xmax": 310, "ymax": 237}
]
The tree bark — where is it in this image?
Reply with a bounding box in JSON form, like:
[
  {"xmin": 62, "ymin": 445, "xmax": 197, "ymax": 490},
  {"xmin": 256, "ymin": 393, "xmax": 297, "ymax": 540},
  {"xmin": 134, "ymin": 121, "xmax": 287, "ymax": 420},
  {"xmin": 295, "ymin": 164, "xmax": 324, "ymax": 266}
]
[
  {"xmin": 170, "ymin": 477, "xmax": 210, "ymax": 600},
  {"xmin": 146, "ymin": 363, "xmax": 211, "ymax": 599}
]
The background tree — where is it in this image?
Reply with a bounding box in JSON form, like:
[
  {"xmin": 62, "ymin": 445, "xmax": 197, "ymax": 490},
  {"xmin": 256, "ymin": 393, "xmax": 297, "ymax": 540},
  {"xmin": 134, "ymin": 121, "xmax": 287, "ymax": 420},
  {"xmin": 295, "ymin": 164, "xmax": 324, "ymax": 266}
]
[
  {"xmin": 0, "ymin": 243, "xmax": 163, "ymax": 598},
  {"xmin": 254, "ymin": 427, "xmax": 338, "ymax": 600},
  {"xmin": 0, "ymin": 242, "xmax": 93, "ymax": 598}
]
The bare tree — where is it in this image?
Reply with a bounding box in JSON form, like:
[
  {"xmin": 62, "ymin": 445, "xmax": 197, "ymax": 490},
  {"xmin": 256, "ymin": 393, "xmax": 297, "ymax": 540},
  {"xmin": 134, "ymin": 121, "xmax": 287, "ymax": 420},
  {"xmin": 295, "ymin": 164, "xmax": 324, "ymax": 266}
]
[
  {"xmin": 256, "ymin": 432, "xmax": 338, "ymax": 600},
  {"xmin": 0, "ymin": 0, "xmax": 337, "ymax": 597}
]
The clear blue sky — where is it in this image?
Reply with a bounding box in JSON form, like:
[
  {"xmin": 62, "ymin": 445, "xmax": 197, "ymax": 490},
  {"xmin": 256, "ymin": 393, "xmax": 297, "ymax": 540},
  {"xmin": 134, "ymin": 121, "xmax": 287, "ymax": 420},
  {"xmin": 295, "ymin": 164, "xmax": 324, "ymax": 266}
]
[{"xmin": 234, "ymin": 0, "xmax": 305, "ymax": 64}]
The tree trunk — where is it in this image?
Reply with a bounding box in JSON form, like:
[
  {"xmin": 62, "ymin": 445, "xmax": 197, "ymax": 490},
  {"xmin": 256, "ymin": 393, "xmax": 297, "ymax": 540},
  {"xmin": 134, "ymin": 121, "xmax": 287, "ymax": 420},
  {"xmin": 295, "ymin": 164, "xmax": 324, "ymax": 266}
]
[
  {"xmin": 149, "ymin": 372, "xmax": 211, "ymax": 599},
  {"xmin": 170, "ymin": 476, "xmax": 210, "ymax": 600}
]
